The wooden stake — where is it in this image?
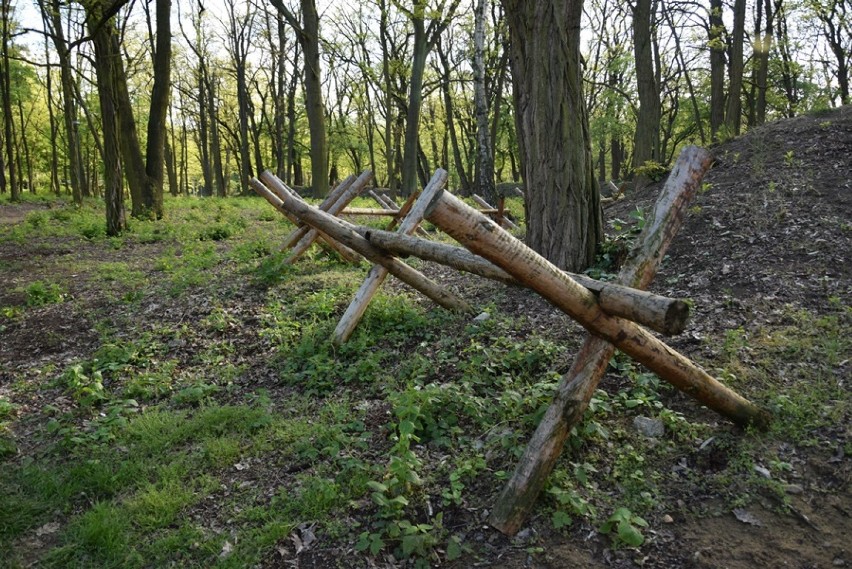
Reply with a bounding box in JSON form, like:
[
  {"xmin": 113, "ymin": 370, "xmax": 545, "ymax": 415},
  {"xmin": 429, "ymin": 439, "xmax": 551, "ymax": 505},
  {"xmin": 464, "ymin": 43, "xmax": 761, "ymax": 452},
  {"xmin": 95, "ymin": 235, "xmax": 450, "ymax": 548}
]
[
  {"xmin": 255, "ymin": 171, "xmax": 471, "ymax": 315},
  {"xmin": 360, "ymin": 228, "xmax": 690, "ymax": 335},
  {"xmin": 484, "ymin": 146, "xmax": 770, "ymax": 536},
  {"xmin": 332, "ymin": 170, "xmax": 451, "ymax": 346}
]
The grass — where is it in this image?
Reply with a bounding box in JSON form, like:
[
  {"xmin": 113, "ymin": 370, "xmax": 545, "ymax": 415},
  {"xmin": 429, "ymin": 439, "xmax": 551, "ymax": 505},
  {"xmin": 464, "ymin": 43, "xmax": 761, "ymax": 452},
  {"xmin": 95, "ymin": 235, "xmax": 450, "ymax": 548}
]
[{"xmin": 0, "ymin": 193, "xmax": 848, "ymax": 565}]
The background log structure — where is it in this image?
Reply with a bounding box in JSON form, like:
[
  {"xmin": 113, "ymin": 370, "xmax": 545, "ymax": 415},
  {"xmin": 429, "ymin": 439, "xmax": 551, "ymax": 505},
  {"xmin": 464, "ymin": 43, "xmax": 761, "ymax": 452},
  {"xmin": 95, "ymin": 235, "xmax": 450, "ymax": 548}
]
[
  {"xmin": 282, "ymin": 170, "xmax": 373, "ymax": 264},
  {"xmin": 253, "ymin": 172, "xmax": 472, "ymax": 315},
  {"xmin": 332, "ymin": 170, "xmax": 449, "ymax": 346}
]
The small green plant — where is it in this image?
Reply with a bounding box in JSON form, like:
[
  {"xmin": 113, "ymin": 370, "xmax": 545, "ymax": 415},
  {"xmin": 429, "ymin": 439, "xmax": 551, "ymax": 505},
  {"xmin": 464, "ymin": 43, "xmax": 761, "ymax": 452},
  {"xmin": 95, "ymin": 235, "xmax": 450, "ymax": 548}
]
[
  {"xmin": 784, "ymin": 150, "xmax": 795, "ymax": 167},
  {"xmin": 634, "ymin": 160, "xmax": 669, "ymax": 182},
  {"xmin": 61, "ymin": 364, "xmax": 106, "ymax": 405},
  {"xmin": 599, "ymin": 507, "xmax": 648, "ymax": 547},
  {"xmin": 24, "ymin": 281, "xmax": 66, "ymax": 307}
]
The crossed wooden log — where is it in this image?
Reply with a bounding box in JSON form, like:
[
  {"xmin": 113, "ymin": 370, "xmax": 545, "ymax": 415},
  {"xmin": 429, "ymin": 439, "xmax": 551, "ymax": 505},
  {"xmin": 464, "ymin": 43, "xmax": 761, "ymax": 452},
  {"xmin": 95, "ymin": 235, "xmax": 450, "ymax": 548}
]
[{"xmin": 250, "ymin": 146, "xmax": 771, "ymax": 535}]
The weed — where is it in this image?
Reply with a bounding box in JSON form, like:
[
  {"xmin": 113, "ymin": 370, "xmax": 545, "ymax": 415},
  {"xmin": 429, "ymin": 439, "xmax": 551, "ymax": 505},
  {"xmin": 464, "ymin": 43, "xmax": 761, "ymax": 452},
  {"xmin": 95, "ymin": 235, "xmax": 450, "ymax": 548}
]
[
  {"xmin": 24, "ymin": 280, "xmax": 67, "ymax": 307},
  {"xmin": 599, "ymin": 507, "xmax": 648, "ymax": 547}
]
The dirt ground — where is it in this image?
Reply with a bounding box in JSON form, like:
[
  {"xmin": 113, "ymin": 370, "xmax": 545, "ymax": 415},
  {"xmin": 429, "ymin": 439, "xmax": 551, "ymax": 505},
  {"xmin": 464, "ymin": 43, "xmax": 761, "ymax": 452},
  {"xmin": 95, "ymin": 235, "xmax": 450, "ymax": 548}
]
[{"xmin": 1, "ymin": 108, "xmax": 850, "ymax": 568}]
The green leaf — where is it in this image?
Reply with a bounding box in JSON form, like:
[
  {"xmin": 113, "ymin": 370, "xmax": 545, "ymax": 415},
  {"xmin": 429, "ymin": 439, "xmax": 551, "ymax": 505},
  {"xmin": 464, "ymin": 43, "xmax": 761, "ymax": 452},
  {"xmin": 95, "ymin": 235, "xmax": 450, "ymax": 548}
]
[
  {"xmin": 617, "ymin": 520, "xmax": 644, "ymax": 547},
  {"xmin": 552, "ymin": 510, "xmax": 572, "ymax": 529},
  {"xmin": 367, "ymin": 480, "xmax": 388, "ymax": 493},
  {"xmin": 446, "ymin": 537, "xmax": 462, "ymax": 561}
]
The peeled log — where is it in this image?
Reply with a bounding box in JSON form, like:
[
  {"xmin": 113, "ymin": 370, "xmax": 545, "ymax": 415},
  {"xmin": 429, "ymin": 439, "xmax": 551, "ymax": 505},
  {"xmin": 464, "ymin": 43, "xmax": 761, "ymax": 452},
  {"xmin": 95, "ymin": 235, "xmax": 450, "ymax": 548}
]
[
  {"xmin": 486, "ymin": 146, "xmax": 770, "ymax": 536},
  {"xmin": 255, "ymin": 172, "xmax": 471, "ymax": 315},
  {"xmin": 333, "ymin": 170, "xmax": 449, "ymax": 346},
  {"xmin": 360, "ymin": 228, "xmax": 689, "ymax": 335}
]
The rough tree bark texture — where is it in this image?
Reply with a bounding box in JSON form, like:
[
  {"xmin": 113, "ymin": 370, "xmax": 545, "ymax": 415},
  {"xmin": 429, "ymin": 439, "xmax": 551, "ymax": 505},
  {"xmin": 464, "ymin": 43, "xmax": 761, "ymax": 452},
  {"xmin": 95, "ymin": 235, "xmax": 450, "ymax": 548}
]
[
  {"xmin": 88, "ymin": 5, "xmax": 127, "ymax": 235},
  {"xmin": 144, "ymin": 0, "xmax": 171, "ymax": 217},
  {"xmin": 632, "ymin": 0, "xmax": 661, "ymax": 171},
  {"xmin": 502, "ymin": 0, "xmax": 602, "ymax": 271}
]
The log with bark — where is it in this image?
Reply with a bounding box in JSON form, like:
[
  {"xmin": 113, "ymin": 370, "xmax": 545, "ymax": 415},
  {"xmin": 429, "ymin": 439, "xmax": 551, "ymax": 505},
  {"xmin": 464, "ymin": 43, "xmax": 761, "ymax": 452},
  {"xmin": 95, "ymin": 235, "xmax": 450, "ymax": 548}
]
[
  {"xmin": 253, "ymin": 172, "xmax": 472, "ymax": 316},
  {"xmin": 481, "ymin": 146, "xmax": 770, "ymax": 536},
  {"xmin": 333, "ymin": 170, "xmax": 449, "ymax": 346},
  {"xmin": 359, "ymin": 227, "xmax": 690, "ymax": 336}
]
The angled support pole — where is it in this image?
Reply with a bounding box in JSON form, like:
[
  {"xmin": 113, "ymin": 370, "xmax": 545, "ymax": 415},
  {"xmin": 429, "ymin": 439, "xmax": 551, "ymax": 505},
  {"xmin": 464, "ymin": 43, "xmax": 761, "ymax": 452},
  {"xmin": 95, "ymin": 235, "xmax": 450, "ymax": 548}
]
[{"xmin": 332, "ymin": 170, "xmax": 450, "ymax": 346}]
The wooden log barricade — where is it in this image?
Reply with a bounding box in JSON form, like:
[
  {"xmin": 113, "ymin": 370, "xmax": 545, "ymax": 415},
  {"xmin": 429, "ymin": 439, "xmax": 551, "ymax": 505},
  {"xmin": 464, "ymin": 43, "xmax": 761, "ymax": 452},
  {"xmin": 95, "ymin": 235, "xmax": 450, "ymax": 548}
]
[
  {"xmin": 332, "ymin": 170, "xmax": 450, "ymax": 346},
  {"xmin": 250, "ymin": 151, "xmax": 771, "ymax": 536},
  {"xmin": 282, "ymin": 170, "xmax": 373, "ymax": 264}
]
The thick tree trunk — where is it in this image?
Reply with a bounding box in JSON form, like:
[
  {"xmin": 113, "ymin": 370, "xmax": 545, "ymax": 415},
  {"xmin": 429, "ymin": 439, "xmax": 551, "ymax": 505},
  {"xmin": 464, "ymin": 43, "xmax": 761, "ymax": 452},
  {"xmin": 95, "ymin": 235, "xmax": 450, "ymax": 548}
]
[
  {"xmin": 754, "ymin": 0, "xmax": 773, "ymax": 125},
  {"xmin": 502, "ymin": 0, "xmax": 601, "ymax": 271},
  {"xmin": 89, "ymin": 6, "xmax": 127, "ymax": 235},
  {"xmin": 632, "ymin": 0, "xmax": 661, "ymax": 172}
]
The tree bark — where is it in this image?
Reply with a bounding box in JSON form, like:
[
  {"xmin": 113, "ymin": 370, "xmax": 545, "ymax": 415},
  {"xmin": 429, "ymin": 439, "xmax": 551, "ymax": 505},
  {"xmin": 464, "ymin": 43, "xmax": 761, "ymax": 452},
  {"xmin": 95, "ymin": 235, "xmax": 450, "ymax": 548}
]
[
  {"xmin": 144, "ymin": 0, "xmax": 171, "ymax": 217},
  {"xmin": 725, "ymin": 0, "xmax": 746, "ymax": 136},
  {"xmin": 473, "ymin": 0, "xmax": 495, "ymax": 204},
  {"xmin": 709, "ymin": 0, "xmax": 726, "ymax": 141},
  {"xmin": 502, "ymin": 0, "xmax": 601, "ymax": 271},
  {"xmin": 0, "ymin": 0, "xmax": 18, "ymax": 201},
  {"xmin": 88, "ymin": 3, "xmax": 127, "ymax": 235},
  {"xmin": 632, "ymin": 0, "xmax": 661, "ymax": 172}
]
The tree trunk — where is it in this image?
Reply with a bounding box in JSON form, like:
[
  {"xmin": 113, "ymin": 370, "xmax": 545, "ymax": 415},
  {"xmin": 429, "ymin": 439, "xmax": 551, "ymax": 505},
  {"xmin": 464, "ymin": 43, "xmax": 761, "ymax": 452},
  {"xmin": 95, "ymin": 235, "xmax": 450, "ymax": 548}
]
[
  {"xmin": 502, "ymin": 0, "xmax": 601, "ymax": 271},
  {"xmin": 725, "ymin": 0, "xmax": 746, "ymax": 136},
  {"xmin": 142, "ymin": 0, "xmax": 171, "ymax": 217},
  {"xmin": 473, "ymin": 0, "xmax": 496, "ymax": 204},
  {"xmin": 301, "ymin": 0, "xmax": 328, "ymax": 197},
  {"xmin": 709, "ymin": 0, "xmax": 726, "ymax": 141},
  {"xmin": 754, "ymin": 0, "xmax": 773, "ymax": 125},
  {"xmin": 632, "ymin": 0, "xmax": 661, "ymax": 173},
  {"xmin": 0, "ymin": 0, "xmax": 18, "ymax": 201},
  {"xmin": 88, "ymin": 4, "xmax": 127, "ymax": 235}
]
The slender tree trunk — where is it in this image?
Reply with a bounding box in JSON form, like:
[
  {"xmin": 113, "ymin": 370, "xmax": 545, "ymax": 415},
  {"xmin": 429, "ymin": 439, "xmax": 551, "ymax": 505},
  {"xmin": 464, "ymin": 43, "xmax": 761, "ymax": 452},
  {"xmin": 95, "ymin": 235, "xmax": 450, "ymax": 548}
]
[
  {"xmin": 725, "ymin": 0, "xmax": 746, "ymax": 136},
  {"xmin": 474, "ymin": 0, "xmax": 496, "ymax": 203},
  {"xmin": 1, "ymin": 0, "xmax": 18, "ymax": 201},
  {"xmin": 17, "ymin": 99, "xmax": 34, "ymax": 193},
  {"xmin": 709, "ymin": 0, "xmax": 726, "ymax": 141},
  {"xmin": 503, "ymin": 0, "xmax": 601, "ymax": 271}
]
